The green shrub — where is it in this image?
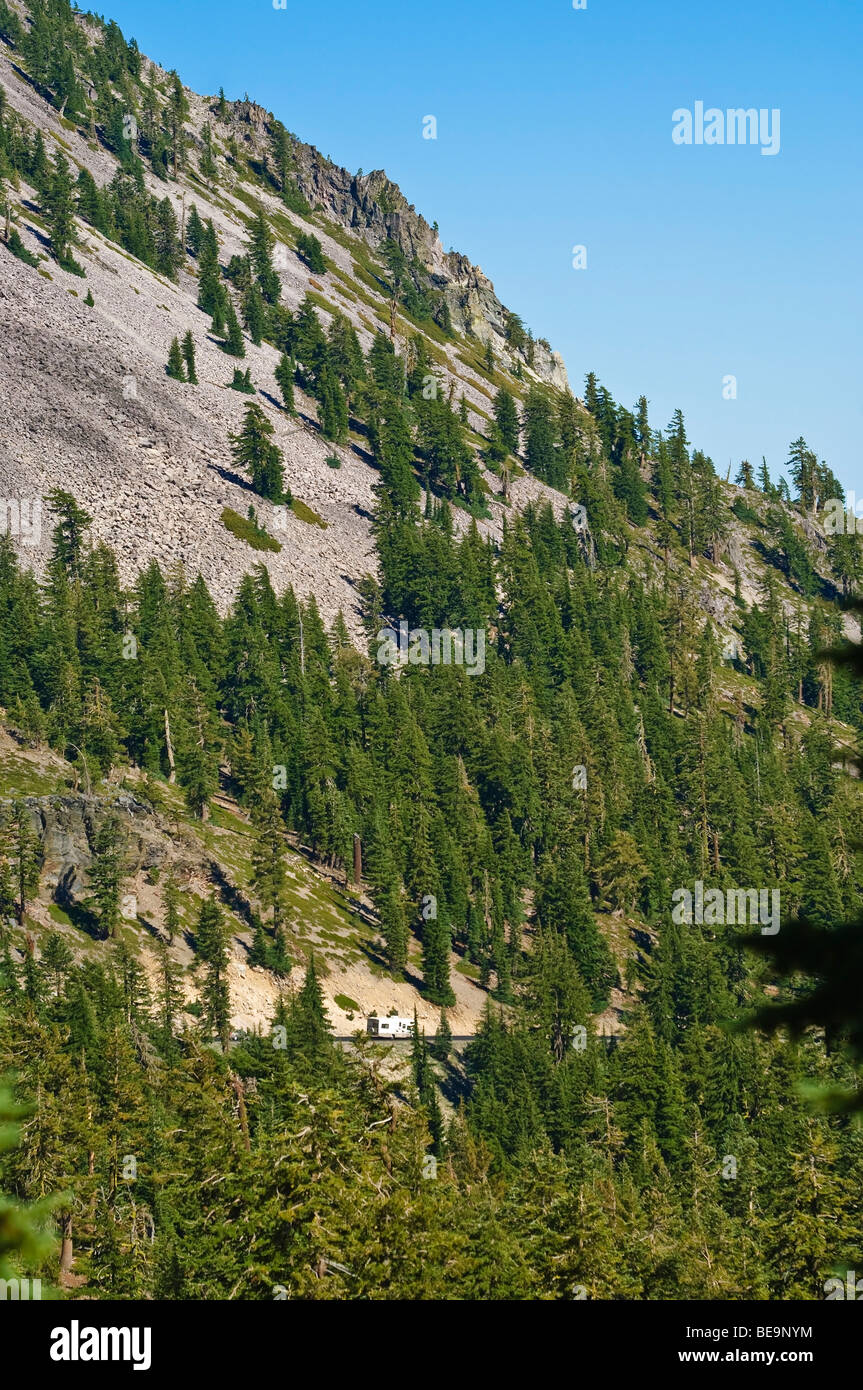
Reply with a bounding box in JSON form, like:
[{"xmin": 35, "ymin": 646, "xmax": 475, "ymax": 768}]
[{"xmin": 230, "ymin": 368, "xmax": 255, "ymax": 394}]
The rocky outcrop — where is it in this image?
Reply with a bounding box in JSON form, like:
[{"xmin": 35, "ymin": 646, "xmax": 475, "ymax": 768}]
[
  {"xmin": 6, "ymin": 793, "xmax": 163, "ymax": 905},
  {"xmin": 225, "ymin": 105, "xmax": 568, "ymax": 389}
]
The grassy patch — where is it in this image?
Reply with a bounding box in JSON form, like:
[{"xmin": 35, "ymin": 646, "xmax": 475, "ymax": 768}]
[
  {"xmin": 358, "ymin": 312, "xmax": 382, "ymax": 336},
  {"xmin": 350, "ymin": 257, "xmax": 389, "ymax": 301},
  {"xmin": 305, "ymin": 289, "xmax": 337, "ymax": 317},
  {"xmin": 221, "ymin": 507, "xmax": 282, "ymax": 552},
  {"xmin": 290, "ymin": 498, "xmax": 327, "ymax": 528},
  {"xmin": 455, "ymin": 959, "xmax": 481, "ymax": 980},
  {"xmin": 329, "ymin": 264, "xmax": 384, "ymax": 313}
]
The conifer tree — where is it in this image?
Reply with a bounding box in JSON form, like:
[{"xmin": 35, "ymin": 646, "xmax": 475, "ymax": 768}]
[
  {"xmin": 421, "ymin": 910, "xmax": 455, "ymax": 1007},
  {"xmin": 44, "ymin": 149, "xmax": 76, "ymax": 266},
  {"xmin": 248, "ymin": 209, "xmax": 280, "ymax": 303},
  {"xmin": 166, "ymin": 336, "xmax": 186, "ymax": 381},
  {"xmin": 9, "ymin": 802, "xmax": 40, "ymax": 925},
  {"xmin": 230, "ymin": 367, "xmax": 254, "ymax": 394},
  {"xmin": 222, "ymin": 297, "xmax": 245, "ymax": 357},
  {"xmin": 196, "ymin": 219, "xmax": 221, "ymax": 313},
  {"xmin": 45, "ymin": 488, "xmax": 91, "ymax": 581},
  {"xmin": 431, "ymin": 1008, "xmax": 452, "ymax": 1062},
  {"xmin": 199, "ymin": 124, "xmax": 217, "ymax": 185},
  {"xmin": 316, "ymin": 363, "xmax": 348, "ymax": 442},
  {"xmin": 274, "ymin": 353, "xmax": 296, "ymax": 415},
  {"xmin": 523, "ymin": 387, "xmax": 563, "ymax": 487},
  {"xmin": 181, "ymin": 330, "xmax": 197, "ymax": 384},
  {"xmin": 379, "ymin": 883, "xmax": 409, "ymax": 973},
  {"xmin": 40, "ymin": 931, "xmax": 72, "ymax": 995},
  {"xmin": 156, "ymin": 938, "xmax": 183, "ymax": 1059},
  {"xmin": 736, "ymin": 459, "xmax": 755, "ymax": 488},
  {"xmin": 251, "ymin": 793, "xmax": 288, "ymax": 937},
  {"xmin": 186, "ymin": 202, "xmax": 204, "ymax": 256},
  {"xmin": 87, "ymin": 814, "xmax": 125, "ymax": 940},
  {"xmin": 229, "ymin": 403, "xmax": 286, "ymax": 501},
  {"xmin": 243, "ymin": 284, "xmax": 266, "ymax": 346},
  {"xmin": 287, "ymin": 955, "xmax": 333, "ymax": 1064},
  {"xmin": 196, "ymin": 896, "xmax": 230, "ymax": 1047}
]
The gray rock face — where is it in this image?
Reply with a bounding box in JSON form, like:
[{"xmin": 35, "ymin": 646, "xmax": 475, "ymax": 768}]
[{"xmin": 6, "ymin": 794, "xmax": 160, "ymax": 905}]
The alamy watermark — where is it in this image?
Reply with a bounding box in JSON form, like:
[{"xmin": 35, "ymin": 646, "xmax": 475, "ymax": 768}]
[
  {"xmin": 672, "ymin": 102, "xmax": 780, "ymax": 156},
  {"xmin": 0, "ymin": 1276, "xmax": 42, "ymax": 1300},
  {"xmin": 672, "ymin": 880, "xmax": 780, "ymax": 934},
  {"xmin": 0, "ymin": 498, "xmax": 42, "ymax": 546},
  {"xmin": 377, "ymin": 621, "xmax": 486, "ymax": 676},
  {"xmin": 824, "ymin": 1270, "xmax": 863, "ymax": 1299},
  {"xmin": 823, "ymin": 495, "xmax": 863, "ymax": 535}
]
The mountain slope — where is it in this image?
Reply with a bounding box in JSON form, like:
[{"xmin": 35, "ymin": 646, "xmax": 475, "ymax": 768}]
[{"xmin": 0, "ymin": 7, "xmax": 568, "ymax": 635}]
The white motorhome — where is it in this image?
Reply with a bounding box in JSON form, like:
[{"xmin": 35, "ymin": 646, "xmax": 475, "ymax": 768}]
[{"xmin": 367, "ymin": 1015, "xmax": 414, "ymax": 1038}]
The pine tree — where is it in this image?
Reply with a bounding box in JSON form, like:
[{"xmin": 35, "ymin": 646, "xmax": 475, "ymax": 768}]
[
  {"xmin": 45, "ymin": 489, "xmax": 91, "ymax": 581},
  {"xmin": 40, "ymin": 931, "xmax": 72, "ymax": 995},
  {"xmin": 229, "ymin": 403, "xmax": 286, "ymax": 501},
  {"xmin": 431, "ymin": 1008, "xmax": 452, "ymax": 1062},
  {"xmin": 197, "ymin": 220, "xmax": 221, "ymax": 313},
  {"xmin": 9, "ymin": 802, "xmax": 40, "ymax": 924},
  {"xmin": 523, "ymin": 387, "xmax": 563, "ymax": 487},
  {"xmin": 287, "ymin": 955, "xmax": 333, "ymax": 1064},
  {"xmin": 181, "ymin": 331, "xmax": 197, "ymax": 384},
  {"xmin": 248, "ymin": 209, "xmax": 280, "ymax": 303},
  {"xmin": 44, "ymin": 150, "xmax": 76, "ymax": 266},
  {"xmin": 421, "ymin": 910, "xmax": 455, "ymax": 1007},
  {"xmin": 243, "ymin": 284, "xmax": 266, "ymax": 346},
  {"xmin": 210, "ymin": 297, "xmax": 225, "ymax": 337},
  {"xmin": 316, "ymin": 364, "xmax": 349, "ymax": 443},
  {"xmin": 230, "ymin": 367, "xmax": 254, "ymax": 394},
  {"xmin": 274, "ymin": 353, "xmax": 296, "ymax": 415},
  {"xmin": 186, "ymin": 202, "xmax": 204, "ymax": 256},
  {"xmin": 735, "ymin": 459, "xmax": 755, "ymax": 489},
  {"xmin": 199, "ymin": 124, "xmax": 217, "ymax": 185},
  {"xmin": 222, "ymin": 297, "xmax": 245, "ymax": 357},
  {"xmin": 87, "ymin": 814, "xmax": 125, "ymax": 940},
  {"xmin": 154, "ymin": 197, "xmax": 182, "ymax": 278},
  {"xmin": 379, "ymin": 883, "xmax": 409, "ymax": 973},
  {"xmin": 166, "ymin": 336, "xmax": 186, "ymax": 381},
  {"xmin": 251, "ymin": 794, "xmax": 288, "ymax": 935},
  {"xmin": 196, "ymin": 896, "xmax": 230, "ymax": 1047},
  {"xmin": 167, "ymin": 70, "xmax": 189, "ymax": 176}
]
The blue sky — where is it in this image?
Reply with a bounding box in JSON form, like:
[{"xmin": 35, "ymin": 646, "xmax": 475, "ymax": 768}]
[{"xmin": 101, "ymin": 0, "xmax": 861, "ymax": 492}]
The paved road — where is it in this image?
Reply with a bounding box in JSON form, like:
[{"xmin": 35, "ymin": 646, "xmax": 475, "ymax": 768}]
[{"xmin": 333, "ymin": 1034, "xmax": 476, "ymax": 1043}]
